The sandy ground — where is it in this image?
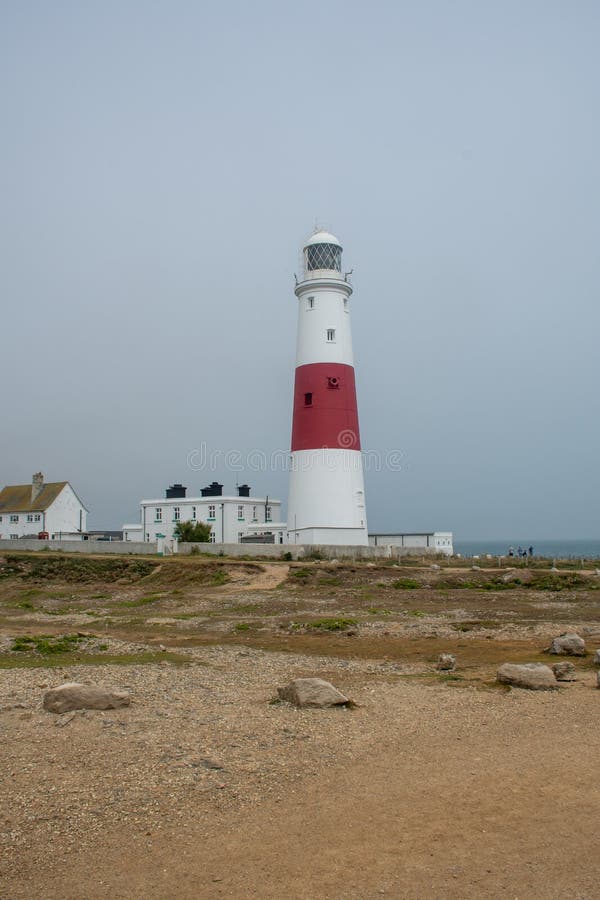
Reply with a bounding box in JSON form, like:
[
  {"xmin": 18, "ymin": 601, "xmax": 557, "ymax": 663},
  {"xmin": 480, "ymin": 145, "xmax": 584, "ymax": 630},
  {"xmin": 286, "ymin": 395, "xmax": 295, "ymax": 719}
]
[{"xmin": 2, "ymin": 644, "xmax": 600, "ymax": 899}]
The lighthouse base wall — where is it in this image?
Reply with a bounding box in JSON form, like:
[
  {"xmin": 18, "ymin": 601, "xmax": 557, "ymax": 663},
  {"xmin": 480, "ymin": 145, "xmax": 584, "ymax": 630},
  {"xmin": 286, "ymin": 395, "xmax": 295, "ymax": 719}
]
[{"xmin": 287, "ymin": 448, "xmax": 369, "ymax": 546}]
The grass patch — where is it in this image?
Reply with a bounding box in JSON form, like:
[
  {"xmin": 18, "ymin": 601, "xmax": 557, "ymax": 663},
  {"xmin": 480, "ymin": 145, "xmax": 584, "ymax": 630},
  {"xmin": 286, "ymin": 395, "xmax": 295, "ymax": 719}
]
[
  {"xmin": 290, "ymin": 568, "xmax": 311, "ymax": 579},
  {"xmin": 392, "ymin": 578, "xmax": 421, "ymax": 590},
  {"xmin": 11, "ymin": 633, "xmax": 87, "ymax": 654},
  {"xmin": 211, "ymin": 571, "xmax": 230, "ymax": 586},
  {"xmin": 0, "ymin": 650, "xmax": 191, "ymax": 670},
  {"xmin": 407, "ymin": 610, "xmax": 426, "ymax": 617},
  {"xmin": 1, "ymin": 554, "xmax": 158, "ymax": 584},
  {"xmin": 116, "ymin": 594, "xmax": 163, "ymax": 609},
  {"xmin": 368, "ymin": 608, "xmax": 392, "ymax": 616},
  {"xmin": 234, "ymin": 622, "xmax": 253, "ymax": 632},
  {"xmin": 306, "ymin": 617, "xmax": 358, "ymax": 631},
  {"xmin": 317, "ymin": 577, "xmax": 341, "ymax": 586}
]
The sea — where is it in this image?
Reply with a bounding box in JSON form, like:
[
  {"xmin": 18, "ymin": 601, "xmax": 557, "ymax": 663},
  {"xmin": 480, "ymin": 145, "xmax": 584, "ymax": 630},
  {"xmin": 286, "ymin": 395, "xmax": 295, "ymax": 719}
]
[{"xmin": 453, "ymin": 539, "xmax": 600, "ymax": 560}]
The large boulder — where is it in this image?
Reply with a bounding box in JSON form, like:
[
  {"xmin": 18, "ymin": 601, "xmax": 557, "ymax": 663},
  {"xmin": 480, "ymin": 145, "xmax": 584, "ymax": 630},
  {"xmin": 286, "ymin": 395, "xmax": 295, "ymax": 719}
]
[
  {"xmin": 497, "ymin": 663, "xmax": 558, "ymax": 691},
  {"xmin": 552, "ymin": 662, "xmax": 577, "ymax": 682},
  {"xmin": 43, "ymin": 682, "xmax": 131, "ymax": 714},
  {"xmin": 548, "ymin": 633, "xmax": 586, "ymax": 656},
  {"xmin": 277, "ymin": 678, "xmax": 351, "ymax": 709}
]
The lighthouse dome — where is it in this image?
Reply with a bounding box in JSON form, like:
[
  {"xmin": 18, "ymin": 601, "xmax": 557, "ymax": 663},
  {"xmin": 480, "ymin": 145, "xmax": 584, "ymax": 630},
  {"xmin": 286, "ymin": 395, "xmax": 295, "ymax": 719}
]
[
  {"xmin": 304, "ymin": 230, "xmax": 342, "ymax": 248},
  {"xmin": 303, "ymin": 230, "xmax": 343, "ymax": 273}
]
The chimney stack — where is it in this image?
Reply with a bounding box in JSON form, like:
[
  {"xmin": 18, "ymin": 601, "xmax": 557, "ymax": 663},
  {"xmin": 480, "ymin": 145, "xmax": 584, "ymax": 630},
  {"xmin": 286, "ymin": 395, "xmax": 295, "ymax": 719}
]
[{"xmin": 31, "ymin": 472, "xmax": 44, "ymax": 504}]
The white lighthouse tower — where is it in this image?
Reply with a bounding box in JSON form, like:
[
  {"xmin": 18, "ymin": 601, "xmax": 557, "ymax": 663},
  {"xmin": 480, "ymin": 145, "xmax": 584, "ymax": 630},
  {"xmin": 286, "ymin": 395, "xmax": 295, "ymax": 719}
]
[{"xmin": 287, "ymin": 230, "xmax": 368, "ymax": 546}]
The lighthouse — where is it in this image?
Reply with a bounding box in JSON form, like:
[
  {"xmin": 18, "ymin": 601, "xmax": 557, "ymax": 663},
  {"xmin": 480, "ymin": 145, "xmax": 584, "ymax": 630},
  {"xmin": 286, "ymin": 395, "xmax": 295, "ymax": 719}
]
[{"xmin": 287, "ymin": 230, "xmax": 368, "ymax": 546}]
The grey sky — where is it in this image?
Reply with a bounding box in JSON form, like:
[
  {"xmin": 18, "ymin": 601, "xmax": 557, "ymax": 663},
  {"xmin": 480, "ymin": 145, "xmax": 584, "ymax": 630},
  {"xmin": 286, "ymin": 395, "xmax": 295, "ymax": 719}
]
[{"xmin": 1, "ymin": 0, "xmax": 599, "ymax": 538}]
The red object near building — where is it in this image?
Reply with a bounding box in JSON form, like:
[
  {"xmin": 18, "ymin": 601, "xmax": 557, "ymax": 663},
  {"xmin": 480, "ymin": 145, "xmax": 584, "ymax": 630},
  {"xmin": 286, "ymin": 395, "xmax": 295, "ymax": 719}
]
[{"xmin": 38, "ymin": 531, "xmax": 49, "ymax": 540}]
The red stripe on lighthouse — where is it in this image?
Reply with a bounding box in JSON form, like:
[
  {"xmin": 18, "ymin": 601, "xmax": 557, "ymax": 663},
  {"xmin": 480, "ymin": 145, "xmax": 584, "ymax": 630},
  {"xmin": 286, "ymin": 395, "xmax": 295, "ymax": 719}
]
[{"xmin": 291, "ymin": 363, "xmax": 361, "ymax": 452}]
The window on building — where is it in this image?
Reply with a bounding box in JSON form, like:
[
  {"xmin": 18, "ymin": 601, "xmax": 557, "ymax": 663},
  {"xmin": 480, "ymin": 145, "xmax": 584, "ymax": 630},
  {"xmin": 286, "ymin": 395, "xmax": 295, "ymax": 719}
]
[
  {"xmin": 0, "ymin": 516, "xmax": 2, "ymax": 522},
  {"xmin": 266, "ymin": 506, "xmax": 272, "ymax": 522},
  {"xmin": 10, "ymin": 515, "xmax": 18, "ymax": 523},
  {"xmin": 343, "ymin": 297, "xmax": 348, "ymax": 312},
  {"xmin": 34, "ymin": 514, "xmax": 41, "ymax": 522},
  {"xmin": 173, "ymin": 507, "xmax": 180, "ymax": 522},
  {"xmin": 155, "ymin": 507, "xmax": 162, "ymax": 522},
  {"xmin": 326, "ymin": 329, "xmax": 336, "ymax": 342},
  {"xmin": 191, "ymin": 506, "xmax": 196, "ymax": 520},
  {"xmin": 237, "ymin": 505, "xmax": 244, "ymax": 520},
  {"xmin": 252, "ymin": 506, "xmax": 257, "ymax": 521},
  {"xmin": 10, "ymin": 534, "xmax": 18, "ymax": 540},
  {"xmin": 209, "ymin": 531, "xmax": 216, "ymax": 543},
  {"xmin": 307, "ymin": 296, "xmax": 315, "ymax": 309},
  {"xmin": 208, "ymin": 505, "xmax": 216, "ymax": 520},
  {"xmin": 304, "ymin": 392, "xmax": 312, "ymax": 406},
  {"xmin": 26, "ymin": 514, "xmax": 34, "ymax": 522}
]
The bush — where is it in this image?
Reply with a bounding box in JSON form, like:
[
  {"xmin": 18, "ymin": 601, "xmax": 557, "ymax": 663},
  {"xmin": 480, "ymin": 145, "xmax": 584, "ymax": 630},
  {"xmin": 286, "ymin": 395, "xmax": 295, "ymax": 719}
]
[{"xmin": 174, "ymin": 520, "xmax": 212, "ymax": 542}]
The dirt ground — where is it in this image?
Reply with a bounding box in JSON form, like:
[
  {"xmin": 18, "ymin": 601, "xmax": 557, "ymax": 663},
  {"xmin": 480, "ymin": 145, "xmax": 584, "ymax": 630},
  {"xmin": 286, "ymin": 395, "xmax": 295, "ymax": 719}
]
[{"xmin": 1, "ymin": 552, "xmax": 600, "ymax": 898}]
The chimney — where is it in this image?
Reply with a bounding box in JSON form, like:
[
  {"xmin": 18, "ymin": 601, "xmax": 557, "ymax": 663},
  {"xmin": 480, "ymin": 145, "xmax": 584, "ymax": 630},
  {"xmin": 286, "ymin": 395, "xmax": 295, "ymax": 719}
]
[{"xmin": 31, "ymin": 472, "xmax": 44, "ymax": 504}]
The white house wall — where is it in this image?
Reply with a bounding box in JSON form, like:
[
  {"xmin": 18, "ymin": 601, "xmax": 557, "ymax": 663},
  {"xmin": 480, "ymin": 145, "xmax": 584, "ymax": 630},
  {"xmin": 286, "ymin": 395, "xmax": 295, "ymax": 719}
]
[
  {"xmin": 45, "ymin": 484, "xmax": 87, "ymax": 538},
  {"xmin": 130, "ymin": 497, "xmax": 282, "ymax": 544}
]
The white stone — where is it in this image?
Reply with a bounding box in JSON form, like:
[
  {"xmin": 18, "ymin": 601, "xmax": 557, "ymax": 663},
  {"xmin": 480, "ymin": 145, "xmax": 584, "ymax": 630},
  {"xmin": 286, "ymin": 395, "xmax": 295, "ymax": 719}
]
[
  {"xmin": 43, "ymin": 682, "xmax": 131, "ymax": 714},
  {"xmin": 548, "ymin": 633, "xmax": 586, "ymax": 656},
  {"xmin": 497, "ymin": 663, "xmax": 558, "ymax": 691},
  {"xmin": 277, "ymin": 677, "xmax": 351, "ymax": 709}
]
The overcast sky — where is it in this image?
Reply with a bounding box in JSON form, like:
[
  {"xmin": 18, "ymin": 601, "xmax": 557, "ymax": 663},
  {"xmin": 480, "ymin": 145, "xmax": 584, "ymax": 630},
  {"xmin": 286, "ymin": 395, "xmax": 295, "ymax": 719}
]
[{"xmin": 1, "ymin": 0, "xmax": 599, "ymax": 538}]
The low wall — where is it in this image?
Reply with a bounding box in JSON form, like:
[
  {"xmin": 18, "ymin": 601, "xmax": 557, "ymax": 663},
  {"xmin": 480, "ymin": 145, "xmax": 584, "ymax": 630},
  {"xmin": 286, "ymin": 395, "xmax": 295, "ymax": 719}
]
[
  {"xmin": 177, "ymin": 542, "xmax": 441, "ymax": 560},
  {"xmin": 0, "ymin": 539, "xmax": 158, "ymax": 555},
  {"xmin": 0, "ymin": 539, "xmax": 442, "ymax": 560}
]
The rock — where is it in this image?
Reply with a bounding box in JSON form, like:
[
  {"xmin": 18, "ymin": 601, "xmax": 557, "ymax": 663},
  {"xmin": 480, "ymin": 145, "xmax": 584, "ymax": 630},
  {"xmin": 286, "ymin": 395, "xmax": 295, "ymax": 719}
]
[
  {"xmin": 548, "ymin": 633, "xmax": 586, "ymax": 656},
  {"xmin": 277, "ymin": 678, "xmax": 351, "ymax": 709},
  {"xmin": 552, "ymin": 662, "xmax": 577, "ymax": 682},
  {"xmin": 430, "ymin": 564, "xmax": 441, "ymax": 571},
  {"xmin": 502, "ymin": 570, "xmax": 519, "ymax": 584},
  {"xmin": 43, "ymin": 682, "xmax": 131, "ymax": 714},
  {"xmin": 497, "ymin": 663, "xmax": 558, "ymax": 691},
  {"xmin": 550, "ymin": 566, "xmax": 559, "ymax": 572},
  {"xmin": 597, "ymin": 672, "xmax": 600, "ymax": 689},
  {"xmin": 436, "ymin": 654, "xmax": 456, "ymax": 671},
  {"xmin": 594, "ymin": 649, "xmax": 600, "ymax": 666},
  {"xmin": 471, "ymin": 565, "xmax": 481, "ymax": 571}
]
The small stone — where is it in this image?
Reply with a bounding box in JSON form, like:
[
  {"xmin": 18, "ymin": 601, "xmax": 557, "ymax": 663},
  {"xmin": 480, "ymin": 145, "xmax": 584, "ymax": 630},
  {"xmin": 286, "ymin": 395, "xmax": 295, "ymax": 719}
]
[
  {"xmin": 552, "ymin": 662, "xmax": 577, "ymax": 682},
  {"xmin": 597, "ymin": 672, "xmax": 600, "ymax": 689},
  {"xmin": 43, "ymin": 683, "xmax": 131, "ymax": 714},
  {"xmin": 471, "ymin": 565, "xmax": 481, "ymax": 571},
  {"xmin": 430, "ymin": 564, "xmax": 441, "ymax": 571},
  {"xmin": 594, "ymin": 649, "xmax": 600, "ymax": 666},
  {"xmin": 548, "ymin": 633, "xmax": 586, "ymax": 656},
  {"xmin": 497, "ymin": 663, "xmax": 558, "ymax": 691},
  {"xmin": 277, "ymin": 677, "xmax": 352, "ymax": 709},
  {"xmin": 436, "ymin": 654, "xmax": 456, "ymax": 671}
]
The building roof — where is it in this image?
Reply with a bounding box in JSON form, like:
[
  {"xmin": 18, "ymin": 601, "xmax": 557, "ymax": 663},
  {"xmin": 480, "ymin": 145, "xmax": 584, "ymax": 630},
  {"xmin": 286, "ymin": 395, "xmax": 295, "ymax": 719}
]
[{"xmin": 0, "ymin": 482, "xmax": 69, "ymax": 513}]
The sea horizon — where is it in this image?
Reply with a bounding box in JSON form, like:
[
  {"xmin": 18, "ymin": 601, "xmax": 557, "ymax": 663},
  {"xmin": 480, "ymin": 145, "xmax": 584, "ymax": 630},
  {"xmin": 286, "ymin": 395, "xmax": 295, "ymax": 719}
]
[{"xmin": 454, "ymin": 538, "xmax": 600, "ymax": 559}]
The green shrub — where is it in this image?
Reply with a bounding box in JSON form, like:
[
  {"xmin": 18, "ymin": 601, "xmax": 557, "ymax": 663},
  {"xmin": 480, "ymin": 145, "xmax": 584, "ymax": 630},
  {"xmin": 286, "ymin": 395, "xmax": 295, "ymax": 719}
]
[
  {"xmin": 11, "ymin": 634, "xmax": 86, "ymax": 654},
  {"xmin": 392, "ymin": 578, "xmax": 420, "ymax": 590},
  {"xmin": 306, "ymin": 617, "xmax": 358, "ymax": 631}
]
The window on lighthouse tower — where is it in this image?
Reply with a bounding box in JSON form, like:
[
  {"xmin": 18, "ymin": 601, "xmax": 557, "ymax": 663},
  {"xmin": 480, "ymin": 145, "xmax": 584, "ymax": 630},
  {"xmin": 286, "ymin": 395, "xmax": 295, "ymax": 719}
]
[{"xmin": 326, "ymin": 329, "xmax": 336, "ymax": 342}]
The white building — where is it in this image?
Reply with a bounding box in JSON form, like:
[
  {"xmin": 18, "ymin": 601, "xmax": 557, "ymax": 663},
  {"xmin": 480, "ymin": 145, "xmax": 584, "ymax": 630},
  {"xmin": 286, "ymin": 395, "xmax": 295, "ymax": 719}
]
[
  {"xmin": 123, "ymin": 483, "xmax": 284, "ymax": 544},
  {"xmin": 369, "ymin": 532, "xmax": 454, "ymax": 556},
  {"xmin": 0, "ymin": 473, "xmax": 88, "ymax": 540}
]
